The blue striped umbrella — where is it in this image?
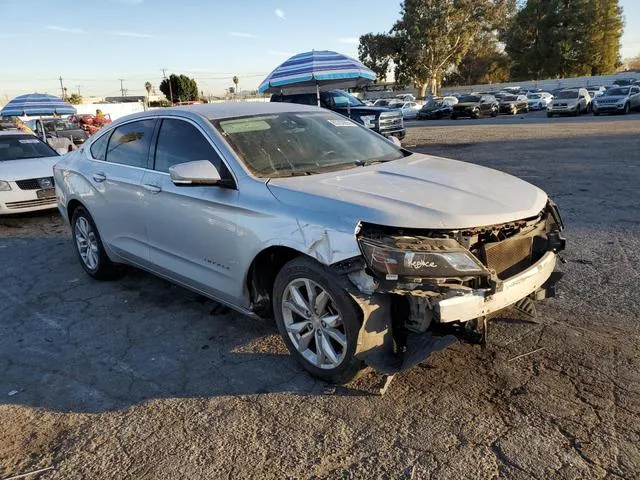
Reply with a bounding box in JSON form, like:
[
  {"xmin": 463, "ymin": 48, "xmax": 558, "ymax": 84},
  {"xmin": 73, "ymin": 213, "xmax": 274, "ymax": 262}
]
[
  {"xmin": 0, "ymin": 93, "xmax": 77, "ymax": 116},
  {"xmin": 258, "ymin": 50, "xmax": 376, "ymax": 100}
]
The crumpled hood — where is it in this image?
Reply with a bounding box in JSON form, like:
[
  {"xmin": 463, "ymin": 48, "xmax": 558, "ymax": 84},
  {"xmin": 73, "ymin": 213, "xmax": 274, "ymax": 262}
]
[
  {"xmin": 267, "ymin": 154, "xmax": 548, "ymax": 229},
  {"xmin": 0, "ymin": 156, "xmax": 59, "ymax": 181}
]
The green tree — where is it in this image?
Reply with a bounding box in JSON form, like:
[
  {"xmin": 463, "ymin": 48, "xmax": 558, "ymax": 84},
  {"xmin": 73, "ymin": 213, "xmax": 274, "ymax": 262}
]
[
  {"xmin": 358, "ymin": 0, "xmax": 515, "ymax": 96},
  {"xmin": 450, "ymin": 33, "xmax": 510, "ymax": 85},
  {"xmin": 232, "ymin": 76, "xmax": 239, "ymax": 93},
  {"xmin": 504, "ymin": 0, "xmax": 623, "ymax": 80},
  {"xmin": 358, "ymin": 33, "xmax": 396, "ymax": 81},
  {"xmin": 159, "ymin": 74, "xmax": 199, "ymax": 103},
  {"xmin": 67, "ymin": 93, "xmax": 83, "ymax": 105},
  {"xmin": 589, "ymin": 0, "xmax": 624, "ymax": 74}
]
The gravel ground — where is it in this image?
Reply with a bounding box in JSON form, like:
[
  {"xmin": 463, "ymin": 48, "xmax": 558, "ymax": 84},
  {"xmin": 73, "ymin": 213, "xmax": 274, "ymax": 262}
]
[{"xmin": 1, "ymin": 112, "xmax": 639, "ymax": 479}]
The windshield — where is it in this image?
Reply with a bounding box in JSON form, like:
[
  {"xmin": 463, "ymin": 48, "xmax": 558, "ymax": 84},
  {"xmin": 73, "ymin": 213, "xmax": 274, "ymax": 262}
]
[
  {"xmin": 527, "ymin": 94, "xmax": 541, "ymax": 99},
  {"xmin": 212, "ymin": 111, "xmax": 404, "ymax": 178},
  {"xmin": 327, "ymin": 91, "xmax": 364, "ymax": 107},
  {"xmin": 605, "ymin": 87, "xmax": 630, "ymax": 96},
  {"xmin": 459, "ymin": 95, "xmax": 481, "ymax": 103},
  {"xmin": 44, "ymin": 119, "xmax": 80, "ymax": 132},
  {"xmin": 422, "ymin": 100, "xmax": 443, "ymax": 109},
  {"xmin": 0, "ymin": 134, "xmax": 58, "ymax": 161},
  {"xmin": 557, "ymin": 91, "xmax": 579, "ymax": 99},
  {"xmin": 502, "ymin": 95, "xmax": 518, "ymax": 101}
]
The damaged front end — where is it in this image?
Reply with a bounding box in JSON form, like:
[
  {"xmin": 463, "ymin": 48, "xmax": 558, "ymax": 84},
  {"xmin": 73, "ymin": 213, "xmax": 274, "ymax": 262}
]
[{"xmin": 335, "ymin": 201, "xmax": 566, "ymax": 375}]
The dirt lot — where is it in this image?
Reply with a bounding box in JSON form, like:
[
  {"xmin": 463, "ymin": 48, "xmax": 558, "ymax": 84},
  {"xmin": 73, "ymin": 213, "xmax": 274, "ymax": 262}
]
[{"xmin": 1, "ymin": 113, "xmax": 639, "ymax": 479}]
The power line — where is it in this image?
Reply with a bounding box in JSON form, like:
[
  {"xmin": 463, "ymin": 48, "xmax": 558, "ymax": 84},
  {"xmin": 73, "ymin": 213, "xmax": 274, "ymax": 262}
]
[
  {"xmin": 58, "ymin": 76, "xmax": 65, "ymax": 99},
  {"xmin": 161, "ymin": 68, "xmax": 173, "ymax": 105}
]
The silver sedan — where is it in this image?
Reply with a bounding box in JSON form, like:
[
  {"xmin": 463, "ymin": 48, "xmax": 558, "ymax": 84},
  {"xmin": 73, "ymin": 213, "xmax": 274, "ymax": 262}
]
[{"xmin": 55, "ymin": 103, "xmax": 564, "ymax": 383}]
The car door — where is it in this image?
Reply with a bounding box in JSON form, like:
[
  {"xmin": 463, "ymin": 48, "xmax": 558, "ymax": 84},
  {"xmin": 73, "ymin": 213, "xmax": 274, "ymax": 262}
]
[
  {"xmin": 631, "ymin": 87, "xmax": 640, "ymax": 108},
  {"xmin": 84, "ymin": 118, "xmax": 156, "ymax": 263},
  {"xmin": 480, "ymin": 96, "xmax": 491, "ymax": 115},
  {"xmin": 141, "ymin": 117, "xmax": 241, "ymax": 303}
]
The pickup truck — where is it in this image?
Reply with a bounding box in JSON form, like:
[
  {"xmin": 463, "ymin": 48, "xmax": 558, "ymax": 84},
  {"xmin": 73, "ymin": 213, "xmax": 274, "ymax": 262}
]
[
  {"xmin": 26, "ymin": 118, "xmax": 88, "ymax": 145},
  {"xmin": 271, "ymin": 89, "xmax": 405, "ymax": 140}
]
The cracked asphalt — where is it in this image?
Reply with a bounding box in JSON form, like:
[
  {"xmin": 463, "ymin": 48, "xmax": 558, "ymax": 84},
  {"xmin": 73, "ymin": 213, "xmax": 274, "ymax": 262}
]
[{"xmin": 1, "ymin": 112, "xmax": 639, "ymax": 479}]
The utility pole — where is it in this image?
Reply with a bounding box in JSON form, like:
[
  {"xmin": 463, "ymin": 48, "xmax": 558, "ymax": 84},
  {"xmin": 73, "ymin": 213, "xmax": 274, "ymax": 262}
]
[
  {"xmin": 59, "ymin": 76, "xmax": 66, "ymax": 99},
  {"xmin": 76, "ymin": 85, "xmax": 81, "ymax": 96},
  {"xmin": 118, "ymin": 78, "xmax": 126, "ymax": 98},
  {"xmin": 162, "ymin": 68, "xmax": 173, "ymax": 105}
]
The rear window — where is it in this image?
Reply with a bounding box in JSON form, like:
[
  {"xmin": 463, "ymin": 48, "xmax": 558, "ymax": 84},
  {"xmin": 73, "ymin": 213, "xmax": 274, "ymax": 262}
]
[
  {"xmin": 90, "ymin": 132, "xmax": 110, "ymax": 161},
  {"xmin": 271, "ymin": 94, "xmax": 317, "ymax": 106},
  {"xmin": 0, "ymin": 135, "xmax": 58, "ymax": 161}
]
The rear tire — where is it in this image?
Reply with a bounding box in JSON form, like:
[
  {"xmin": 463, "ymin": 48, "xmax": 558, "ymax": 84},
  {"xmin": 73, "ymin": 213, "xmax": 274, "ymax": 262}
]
[
  {"xmin": 273, "ymin": 257, "xmax": 363, "ymax": 384},
  {"xmin": 71, "ymin": 207, "xmax": 121, "ymax": 280}
]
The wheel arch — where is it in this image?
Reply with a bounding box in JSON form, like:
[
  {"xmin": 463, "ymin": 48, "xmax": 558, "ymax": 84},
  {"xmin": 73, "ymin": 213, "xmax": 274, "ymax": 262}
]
[
  {"xmin": 246, "ymin": 245, "xmax": 305, "ymax": 317},
  {"xmin": 66, "ymin": 198, "xmax": 85, "ymax": 225}
]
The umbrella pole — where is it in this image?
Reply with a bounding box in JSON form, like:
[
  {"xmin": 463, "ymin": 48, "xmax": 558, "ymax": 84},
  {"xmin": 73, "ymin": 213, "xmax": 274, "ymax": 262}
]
[{"xmin": 316, "ymin": 83, "xmax": 320, "ymax": 107}]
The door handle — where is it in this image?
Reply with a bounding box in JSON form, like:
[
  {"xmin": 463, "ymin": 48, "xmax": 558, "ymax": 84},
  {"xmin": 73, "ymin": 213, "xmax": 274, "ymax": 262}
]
[
  {"xmin": 142, "ymin": 184, "xmax": 162, "ymax": 194},
  {"xmin": 92, "ymin": 172, "xmax": 106, "ymax": 183}
]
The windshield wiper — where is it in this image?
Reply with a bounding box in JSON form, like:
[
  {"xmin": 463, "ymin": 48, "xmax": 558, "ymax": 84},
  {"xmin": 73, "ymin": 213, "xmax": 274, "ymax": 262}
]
[{"xmin": 354, "ymin": 159, "xmax": 391, "ymax": 167}]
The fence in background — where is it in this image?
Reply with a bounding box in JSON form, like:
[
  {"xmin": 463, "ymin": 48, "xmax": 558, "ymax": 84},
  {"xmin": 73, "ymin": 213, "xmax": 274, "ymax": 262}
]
[
  {"xmin": 74, "ymin": 102, "xmax": 145, "ymax": 121},
  {"xmin": 441, "ymin": 72, "xmax": 640, "ymax": 94}
]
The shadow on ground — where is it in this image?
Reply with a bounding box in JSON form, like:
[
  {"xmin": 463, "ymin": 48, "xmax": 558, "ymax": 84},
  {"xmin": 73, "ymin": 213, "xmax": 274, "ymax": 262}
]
[{"xmin": 0, "ymin": 236, "xmax": 383, "ymax": 413}]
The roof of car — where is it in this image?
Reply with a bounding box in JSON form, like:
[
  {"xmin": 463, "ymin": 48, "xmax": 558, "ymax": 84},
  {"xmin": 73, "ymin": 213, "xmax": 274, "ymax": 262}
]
[
  {"xmin": 0, "ymin": 130, "xmax": 32, "ymax": 137},
  {"xmin": 152, "ymin": 102, "xmax": 324, "ymax": 121}
]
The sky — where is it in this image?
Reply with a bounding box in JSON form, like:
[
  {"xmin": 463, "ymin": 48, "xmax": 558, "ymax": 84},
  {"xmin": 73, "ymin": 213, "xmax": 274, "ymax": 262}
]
[{"xmin": 1, "ymin": 0, "xmax": 639, "ymax": 100}]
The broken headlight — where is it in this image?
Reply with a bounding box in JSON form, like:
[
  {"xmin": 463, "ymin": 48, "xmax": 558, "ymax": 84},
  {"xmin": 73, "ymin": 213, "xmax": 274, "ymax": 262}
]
[{"xmin": 358, "ymin": 238, "xmax": 487, "ymax": 280}]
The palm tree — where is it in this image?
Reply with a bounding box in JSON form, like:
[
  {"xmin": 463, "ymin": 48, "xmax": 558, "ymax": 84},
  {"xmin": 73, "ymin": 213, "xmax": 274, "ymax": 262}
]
[
  {"xmin": 232, "ymin": 76, "xmax": 239, "ymax": 95},
  {"xmin": 144, "ymin": 81, "xmax": 152, "ymax": 102}
]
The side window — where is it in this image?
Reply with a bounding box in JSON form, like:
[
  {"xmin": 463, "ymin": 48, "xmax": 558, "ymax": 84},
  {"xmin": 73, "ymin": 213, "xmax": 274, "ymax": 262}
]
[
  {"xmin": 106, "ymin": 119, "xmax": 155, "ymax": 168},
  {"xmin": 154, "ymin": 119, "xmax": 222, "ymax": 173},
  {"xmin": 89, "ymin": 132, "xmax": 110, "ymax": 161}
]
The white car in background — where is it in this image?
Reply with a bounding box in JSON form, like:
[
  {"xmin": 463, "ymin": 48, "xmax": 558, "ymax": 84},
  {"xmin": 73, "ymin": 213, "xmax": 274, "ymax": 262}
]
[
  {"xmin": 0, "ymin": 131, "xmax": 60, "ymax": 214},
  {"xmin": 587, "ymin": 86, "xmax": 607, "ymax": 99},
  {"xmin": 527, "ymin": 92, "xmax": 553, "ymax": 110},
  {"xmin": 395, "ymin": 101, "xmax": 421, "ymax": 119},
  {"xmin": 395, "ymin": 94, "xmax": 416, "ymax": 102}
]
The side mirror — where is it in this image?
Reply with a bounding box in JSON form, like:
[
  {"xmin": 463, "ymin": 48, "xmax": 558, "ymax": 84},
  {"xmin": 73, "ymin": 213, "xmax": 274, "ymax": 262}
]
[{"xmin": 169, "ymin": 160, "xmax": 221, "ymax": 186}]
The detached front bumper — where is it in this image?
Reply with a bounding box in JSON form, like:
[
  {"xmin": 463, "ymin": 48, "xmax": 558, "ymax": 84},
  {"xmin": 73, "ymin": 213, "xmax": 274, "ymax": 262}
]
[{"xmin": 436, "ymin": 251, "xmax": 557, "ymax": 323}]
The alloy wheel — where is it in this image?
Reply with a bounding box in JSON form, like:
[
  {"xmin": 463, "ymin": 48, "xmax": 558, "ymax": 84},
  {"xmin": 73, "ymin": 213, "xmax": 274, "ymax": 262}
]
[
  {"xmin": 75, "ymin": 216, "xmax": 99, "ymax": 270},
  {"xmin": 281, "ymin": 278, "xmax": 348, "ymax": 370}
]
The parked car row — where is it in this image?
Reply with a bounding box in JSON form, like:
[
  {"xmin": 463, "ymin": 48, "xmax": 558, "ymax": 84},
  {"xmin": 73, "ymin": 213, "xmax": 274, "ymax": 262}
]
[{"xmin": 411, "ymin": 83, "xmax": 640, "ymax": 120}]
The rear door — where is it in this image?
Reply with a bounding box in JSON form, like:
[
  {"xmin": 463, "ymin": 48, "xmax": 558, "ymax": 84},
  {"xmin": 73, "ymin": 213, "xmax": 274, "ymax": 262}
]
[
  {"xmin": 84, "ymin": 118, "xmax": 156, "ymax": 263},
  {"xmin": 141, "ymin": 117, "xmax": 241, "ymax": 302}
]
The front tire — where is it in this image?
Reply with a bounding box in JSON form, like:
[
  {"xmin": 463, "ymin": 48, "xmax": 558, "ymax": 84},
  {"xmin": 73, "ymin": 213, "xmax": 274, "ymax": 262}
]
[
  {"xmin": 623, "ymin": 102, "xmax": 630, "ymax": 114},
  {"xmin": 273, "ymin": 257, "xmax": 363, "ymax": 384},
  {"xmin": 71, "ymin": 207, "xmax": 121, "ymax": 280}
]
